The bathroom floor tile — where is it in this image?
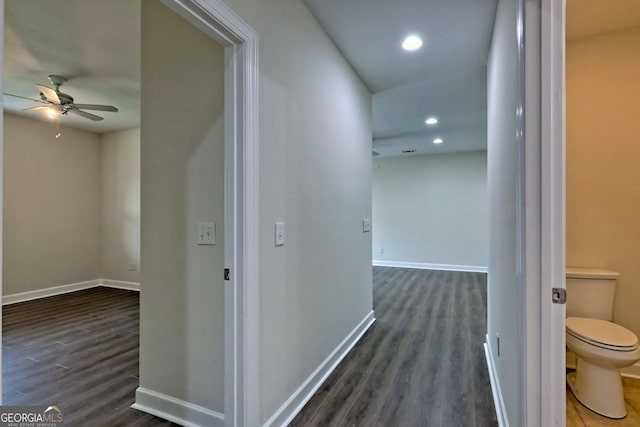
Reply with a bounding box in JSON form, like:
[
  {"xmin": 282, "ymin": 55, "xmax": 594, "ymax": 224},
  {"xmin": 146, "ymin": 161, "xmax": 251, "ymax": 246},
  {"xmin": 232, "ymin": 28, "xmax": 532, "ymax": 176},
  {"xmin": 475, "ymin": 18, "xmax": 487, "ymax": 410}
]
[{"xmin": 566, "ymin": 375, "xmax": 640, "ymax": 426}]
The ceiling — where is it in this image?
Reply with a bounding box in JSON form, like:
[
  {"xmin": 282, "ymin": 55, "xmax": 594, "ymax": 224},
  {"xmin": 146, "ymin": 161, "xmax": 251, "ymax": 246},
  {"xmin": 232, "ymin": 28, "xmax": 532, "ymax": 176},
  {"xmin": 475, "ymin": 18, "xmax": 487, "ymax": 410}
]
[
  {"xmin": 305, "ymin": 0, "xmax": 640, "ymax": 158},
  {"xmin": 304, "ymin": 0, "xmax": 498, "ymax": 157},
  {"xmin": 4, "ymin": 0, "xmax": 637, "ymax": 143},
  {"xmin": 3, "ymin": 0, "xmax": 140, "ymax": 134}
]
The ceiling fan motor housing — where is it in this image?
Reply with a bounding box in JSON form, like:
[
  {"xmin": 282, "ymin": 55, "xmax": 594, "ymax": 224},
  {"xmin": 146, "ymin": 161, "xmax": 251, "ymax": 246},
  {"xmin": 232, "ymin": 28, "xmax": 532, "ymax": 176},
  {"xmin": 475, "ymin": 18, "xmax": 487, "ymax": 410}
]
[{"xmin": 45, "ymin": 75, "xmax": 74, "ymax": 105}]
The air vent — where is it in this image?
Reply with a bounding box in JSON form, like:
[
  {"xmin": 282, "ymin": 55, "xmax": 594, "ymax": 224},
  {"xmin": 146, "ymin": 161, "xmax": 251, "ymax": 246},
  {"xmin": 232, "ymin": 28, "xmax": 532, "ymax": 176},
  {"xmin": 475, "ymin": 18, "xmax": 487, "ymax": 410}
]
[{"xmin": 401, "ymin": 150, "xmax": 416, "ymax": 154}]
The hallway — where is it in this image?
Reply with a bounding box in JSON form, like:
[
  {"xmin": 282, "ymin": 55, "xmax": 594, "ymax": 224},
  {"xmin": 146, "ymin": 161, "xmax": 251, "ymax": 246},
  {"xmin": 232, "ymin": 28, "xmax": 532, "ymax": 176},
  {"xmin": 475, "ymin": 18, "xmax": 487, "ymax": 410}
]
[{"xmin": 291, "ymin": 267, "xmax": 498, "ymax": 426}]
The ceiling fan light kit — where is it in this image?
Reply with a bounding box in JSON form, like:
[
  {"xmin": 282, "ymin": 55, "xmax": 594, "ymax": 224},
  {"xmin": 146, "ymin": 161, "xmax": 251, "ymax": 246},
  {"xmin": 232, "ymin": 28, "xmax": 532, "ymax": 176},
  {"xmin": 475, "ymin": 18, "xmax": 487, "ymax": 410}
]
[{"xmin": 3, "ymin": 74, "xmax": 119, "ymax": 138}]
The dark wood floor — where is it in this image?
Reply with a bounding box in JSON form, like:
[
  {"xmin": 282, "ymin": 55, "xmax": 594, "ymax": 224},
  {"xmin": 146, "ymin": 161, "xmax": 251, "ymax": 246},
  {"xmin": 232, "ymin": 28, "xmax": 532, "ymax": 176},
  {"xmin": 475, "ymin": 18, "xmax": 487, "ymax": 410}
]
[
  {"xmin": 290, "ymin": 267, "xmax": 498, "ymax": 427},
  {"xmin": 2, "ymin": 287, "xmax": 178, "ymax": 427}
]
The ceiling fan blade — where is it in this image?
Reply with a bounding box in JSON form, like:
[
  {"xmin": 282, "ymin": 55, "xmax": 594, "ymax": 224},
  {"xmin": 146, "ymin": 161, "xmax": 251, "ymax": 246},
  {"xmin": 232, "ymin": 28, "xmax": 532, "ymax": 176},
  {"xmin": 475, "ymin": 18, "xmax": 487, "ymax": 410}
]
[
  {"xmin": 69, "ymin": 108, "xmax": 104, "ymax": 121},
  {"xmin": 36, "ymin": 84, "xmax": 60, "ymax": 103},
  {"xmin": 72, "ymin": 103, "xmax": 118, "ymax": 112},
  {"xmin": 3, "ymin": 92, "xmax": 46, "ymax": 103},
  {"xmin": 23, "ymin": 106, "xmax": 52, "ymax": 112}
]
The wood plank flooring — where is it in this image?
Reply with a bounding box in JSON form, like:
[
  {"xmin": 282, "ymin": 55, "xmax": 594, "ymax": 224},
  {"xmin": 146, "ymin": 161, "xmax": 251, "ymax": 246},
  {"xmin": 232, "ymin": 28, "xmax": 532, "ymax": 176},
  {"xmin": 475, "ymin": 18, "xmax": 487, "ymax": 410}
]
[
  {"xmin": 290, "ymin": 267, "xmax": 498, "ymax": 427},
  {"xmin": 567, "ymin": 375, "xmax": 640, "ymax": 426},
  {"xmin": 2, "ymin": 287, "xmax": 178, "ymax": 427}
]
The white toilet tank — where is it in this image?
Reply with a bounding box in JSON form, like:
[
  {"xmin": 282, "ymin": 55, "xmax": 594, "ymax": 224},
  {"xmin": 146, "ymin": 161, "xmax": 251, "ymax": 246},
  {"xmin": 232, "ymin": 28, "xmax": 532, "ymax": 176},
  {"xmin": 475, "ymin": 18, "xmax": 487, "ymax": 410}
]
[{"xmin": 566, "ymin": 267, "xmax": 619, "ymax": 321}]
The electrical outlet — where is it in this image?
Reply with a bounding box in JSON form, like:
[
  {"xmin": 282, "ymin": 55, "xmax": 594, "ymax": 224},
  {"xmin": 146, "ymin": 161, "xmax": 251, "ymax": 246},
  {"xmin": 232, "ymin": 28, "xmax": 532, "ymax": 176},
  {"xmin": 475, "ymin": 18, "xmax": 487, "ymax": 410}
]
[
  {"xmin": 378, "ymin": 247, "xmax": 384, "ymax": 254},
  {"xmin": 198, "ymin": 222, "xmax": 216, "ymax": 245},
  {"xmin": 128, "ymin": 262, "xmax": 137, "ymax": 272}
]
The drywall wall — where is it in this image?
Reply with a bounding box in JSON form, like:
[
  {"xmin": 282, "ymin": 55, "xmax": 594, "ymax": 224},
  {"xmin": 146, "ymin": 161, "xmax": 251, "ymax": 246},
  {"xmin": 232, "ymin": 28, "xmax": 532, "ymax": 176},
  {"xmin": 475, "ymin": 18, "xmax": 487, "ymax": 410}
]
[
  {"xmin": 139, "ymin": 0, "xmax": 225, "ymax": 414},
  {"xmin": 101, "ymin": 128, "xmax": 140, "ymax": 283},
  {"xmin": 3, "ymin": 113, "xmax": 102, "ymax": 295},
  {"xmin": 567, "ymin": 26, "xmax": 640, "ymax": 337},
  {"xmin": 211, "ymin": 0, "xmax": 373, "ymax": 423},
  {"xmin": 486, "ymin": 0, "xmax": 523, "ymax": 425},
  {"xmin": 372, "ymin": 151, "xmax": 488, "ymax": 270}
]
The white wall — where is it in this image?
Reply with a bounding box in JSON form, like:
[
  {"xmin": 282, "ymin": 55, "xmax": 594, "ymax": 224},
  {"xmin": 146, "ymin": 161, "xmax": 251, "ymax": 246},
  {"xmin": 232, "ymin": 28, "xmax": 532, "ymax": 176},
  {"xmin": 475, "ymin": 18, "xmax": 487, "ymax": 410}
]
[
  {"xmin": 139, "ymin": 0, "xmax": 225, "ymax": 414},
  {"xmin": 101, "ymin": 128, "xmax": 140, "ymax": 283},
  {"xmin": 486, "ymin": 0, "xmax": 523, "ymax": 425},
  {"xmin": 566, "ymin": 26, "xmax": 640, "ymax": 338},
  {"xmin": 372, "ymin": 151, "xmax": 488, "ymax": 270},
  {"xmin": 3, "ymin": 114, "xmax": 140, "ymax": 296},
  {"xmin": 210, "ymin": 0, "xmax": 373, "ymax": 423},
  {"xmin": 3, "ymin": 113, "xmax": 102, "ymax": 295}
]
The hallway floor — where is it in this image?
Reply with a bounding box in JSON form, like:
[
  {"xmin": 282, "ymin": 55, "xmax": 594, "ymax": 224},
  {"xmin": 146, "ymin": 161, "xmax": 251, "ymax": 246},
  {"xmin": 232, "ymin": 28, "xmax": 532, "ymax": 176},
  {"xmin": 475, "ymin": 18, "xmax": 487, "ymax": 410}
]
[{"xmin": 290, "ymin": 266, "xmax": 498, "ymax": 427}]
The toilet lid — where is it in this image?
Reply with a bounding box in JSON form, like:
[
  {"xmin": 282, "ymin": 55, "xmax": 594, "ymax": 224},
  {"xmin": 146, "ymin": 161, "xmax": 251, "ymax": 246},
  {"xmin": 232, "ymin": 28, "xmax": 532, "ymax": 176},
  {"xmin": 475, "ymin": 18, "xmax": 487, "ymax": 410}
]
[{"xmin": 567, "ymin": 317, "xmax": 639, "ymax": 351}]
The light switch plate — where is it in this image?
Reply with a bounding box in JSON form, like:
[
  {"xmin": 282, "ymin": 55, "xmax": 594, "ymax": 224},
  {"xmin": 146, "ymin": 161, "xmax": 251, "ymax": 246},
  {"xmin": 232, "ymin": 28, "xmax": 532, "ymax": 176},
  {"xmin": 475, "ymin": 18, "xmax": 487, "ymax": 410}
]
[
  {"xmin": 275, "ymin": 222, "xmax": 285, "ymax": 246},
  {"xmin": 198, "ymin": 222, "xmax": 216, "ymax": 245},
  {"xmin": 363, "ymin": 218, "xmax": 371, "ymax": 233}
]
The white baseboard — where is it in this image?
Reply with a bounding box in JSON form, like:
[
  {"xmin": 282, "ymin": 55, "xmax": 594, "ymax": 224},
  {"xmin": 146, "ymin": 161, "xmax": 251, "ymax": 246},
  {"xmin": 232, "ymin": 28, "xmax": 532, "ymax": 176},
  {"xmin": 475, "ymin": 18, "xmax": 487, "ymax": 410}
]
[
  {"xmin": 101, "ymin": 279, "xmax": 141, "ymax": 291},
  {"xmin": 372, "ymin": 260, "xmax": 487, "ymax": 273},
  {"xmin": 485, "ymin": 338, "xmax": 509, "ymax": 427},
  {"xmin": 264, "ymin": 310, "xmax": 376, "ymax": 427},
  {"xmin": 2, "ymin": 279, "xmax": 102, "ymax": 305},
  {"xmin": 621, "ymin": 362, "xmax": 640, "ymax": 379},
  {"xmin": 3, "ymin": 278, "xmax": 141, "ymax": 305},
  {"xmin": 132, "ymin": 387, "xmax": 223, "ymax": 427}
]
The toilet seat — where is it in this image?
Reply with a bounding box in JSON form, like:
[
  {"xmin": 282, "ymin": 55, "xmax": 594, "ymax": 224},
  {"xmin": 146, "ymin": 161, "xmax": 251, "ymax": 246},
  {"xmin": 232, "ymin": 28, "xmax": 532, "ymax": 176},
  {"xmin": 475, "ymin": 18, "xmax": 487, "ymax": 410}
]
[{"xmin": 567, "ymin": 317, "xmax": 639, "ymax": 351}]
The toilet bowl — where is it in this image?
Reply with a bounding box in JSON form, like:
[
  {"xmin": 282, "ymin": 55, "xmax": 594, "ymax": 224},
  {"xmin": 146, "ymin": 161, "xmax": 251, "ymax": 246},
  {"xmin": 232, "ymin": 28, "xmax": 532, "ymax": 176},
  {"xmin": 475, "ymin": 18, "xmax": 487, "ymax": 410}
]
[{"xmin": 566, "ymin": 316, "xmax": 640, "ymax": 418}]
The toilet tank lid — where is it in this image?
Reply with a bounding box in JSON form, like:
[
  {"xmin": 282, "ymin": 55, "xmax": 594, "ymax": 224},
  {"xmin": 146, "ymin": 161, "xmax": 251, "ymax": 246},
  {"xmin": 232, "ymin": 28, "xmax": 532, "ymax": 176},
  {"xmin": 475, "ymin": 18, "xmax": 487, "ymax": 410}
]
[{"xmin": 566, "ymin": 267, "xmax": 619, "ymax": 279}]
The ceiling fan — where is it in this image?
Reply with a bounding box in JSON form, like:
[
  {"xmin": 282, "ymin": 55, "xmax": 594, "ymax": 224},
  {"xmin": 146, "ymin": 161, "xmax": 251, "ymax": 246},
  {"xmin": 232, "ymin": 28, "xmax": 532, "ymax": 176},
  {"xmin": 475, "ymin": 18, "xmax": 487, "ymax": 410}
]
[{"xmin": 4, "ymin": 74, "xmax": 118, "ymax": 122}]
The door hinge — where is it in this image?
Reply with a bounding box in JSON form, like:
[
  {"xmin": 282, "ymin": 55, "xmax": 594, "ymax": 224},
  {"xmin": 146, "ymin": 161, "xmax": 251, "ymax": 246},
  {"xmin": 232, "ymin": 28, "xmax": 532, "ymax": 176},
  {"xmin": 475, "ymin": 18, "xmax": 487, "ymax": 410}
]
[
  {"xmin": 552, "ymin": 287, "xmax": 566, "ymax": 304},
  {"xmin": 224, "ymin": 268, "xmax": 230, "ymax": 281}
]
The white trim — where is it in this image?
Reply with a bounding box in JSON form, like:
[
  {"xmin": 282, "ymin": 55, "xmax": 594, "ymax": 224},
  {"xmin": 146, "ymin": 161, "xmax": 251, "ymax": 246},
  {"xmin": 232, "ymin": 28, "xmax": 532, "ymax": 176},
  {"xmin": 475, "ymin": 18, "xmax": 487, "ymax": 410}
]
[
  {"xmin": 263, "ymin": 311, "xmax": 376, "ymax": 427},
  {"xmin": 621, "ymin": 362, "xmax": 640, "ymax": 380},
  {"xmin": 538, "ymin": 0, "xmax": 566, "ymax": 426},
  {"xmin": 485, "ymin": 339, "xmax": 509, "ymax": 427},
  {"xmin": 372, "ymin": 260, "xmax": 487, "ymax": 273},
  {"xmin": 132, "ymin": 387, "xmax": 224, "ymax": 427},
  {"xmin": 2, "ymin": 279, "xmax": 141, "ymax": 305},
  {"xmin": 100, "ymin": 279, "xmax": 141, "ymax": 292},
  {"xmin": 3, "ymin": 280, "xmax": 101, "ymax": 305}
]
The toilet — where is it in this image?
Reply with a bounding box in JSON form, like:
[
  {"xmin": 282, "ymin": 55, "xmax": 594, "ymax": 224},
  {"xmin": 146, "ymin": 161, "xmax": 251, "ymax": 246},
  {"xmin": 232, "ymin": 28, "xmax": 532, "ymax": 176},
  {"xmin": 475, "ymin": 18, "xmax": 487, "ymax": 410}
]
[{"xmin": 565, "ymin": 267, "xmax": 640, "ymax": 419}]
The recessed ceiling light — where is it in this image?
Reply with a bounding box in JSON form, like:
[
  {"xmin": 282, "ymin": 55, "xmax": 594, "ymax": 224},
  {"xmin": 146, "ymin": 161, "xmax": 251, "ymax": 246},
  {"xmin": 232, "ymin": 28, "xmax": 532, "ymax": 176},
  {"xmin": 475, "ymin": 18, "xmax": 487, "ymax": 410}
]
[
  {"xmin": 425, "ymin": 117, "xmax": 438, "ymax": 125},
  {"xmin": 433, "ymin": 138, "xmax": 444, "ymax": 144},
  {"xmin": 402, "ymin": 35, "xmax": 423, "ymax": 51}
]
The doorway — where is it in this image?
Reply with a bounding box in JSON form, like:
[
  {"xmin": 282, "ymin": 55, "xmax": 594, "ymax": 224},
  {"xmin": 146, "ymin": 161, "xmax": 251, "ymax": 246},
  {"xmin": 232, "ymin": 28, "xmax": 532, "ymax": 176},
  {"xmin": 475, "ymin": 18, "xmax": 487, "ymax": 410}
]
[{"xmin": 0, "ymin": 0, "xmax": 259, "ymax": 426}]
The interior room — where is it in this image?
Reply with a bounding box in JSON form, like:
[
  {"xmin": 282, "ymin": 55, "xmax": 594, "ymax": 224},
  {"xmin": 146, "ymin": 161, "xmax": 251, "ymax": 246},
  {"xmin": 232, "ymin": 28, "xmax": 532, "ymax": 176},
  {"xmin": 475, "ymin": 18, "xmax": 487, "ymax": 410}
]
[
  {"xmin": 2, "ymin": 0, "xmax": 142, "ymax": 301},
  {"xmin": 2, "ymin": 0, "xmax": 150, "ymax": 423},
  {"xmin": 0, "ymin": 0, "xmax": 585, "ymax": 425},
  {"xmin": 4, "ymin": 0, "xmax": 229, "ymax": 424},
  {"xmin": 565, "ymin": 0, "xmax": 640, "ymax": 424}
]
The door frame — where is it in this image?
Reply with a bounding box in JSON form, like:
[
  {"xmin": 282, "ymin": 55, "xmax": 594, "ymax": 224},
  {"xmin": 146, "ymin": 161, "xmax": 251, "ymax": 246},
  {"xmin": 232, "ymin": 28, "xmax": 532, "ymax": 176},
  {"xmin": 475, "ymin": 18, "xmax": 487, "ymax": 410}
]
[
  {"xmin": 539, "ymin": 0, "xmax": 566, "ymax": 425},
  {"xmin": 159, "ymin": 1, "xmax": 260, "ymax": 426},
  {"xmin": 521, "ymin": 0, "xmax": 566, "ymax": 425}
]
